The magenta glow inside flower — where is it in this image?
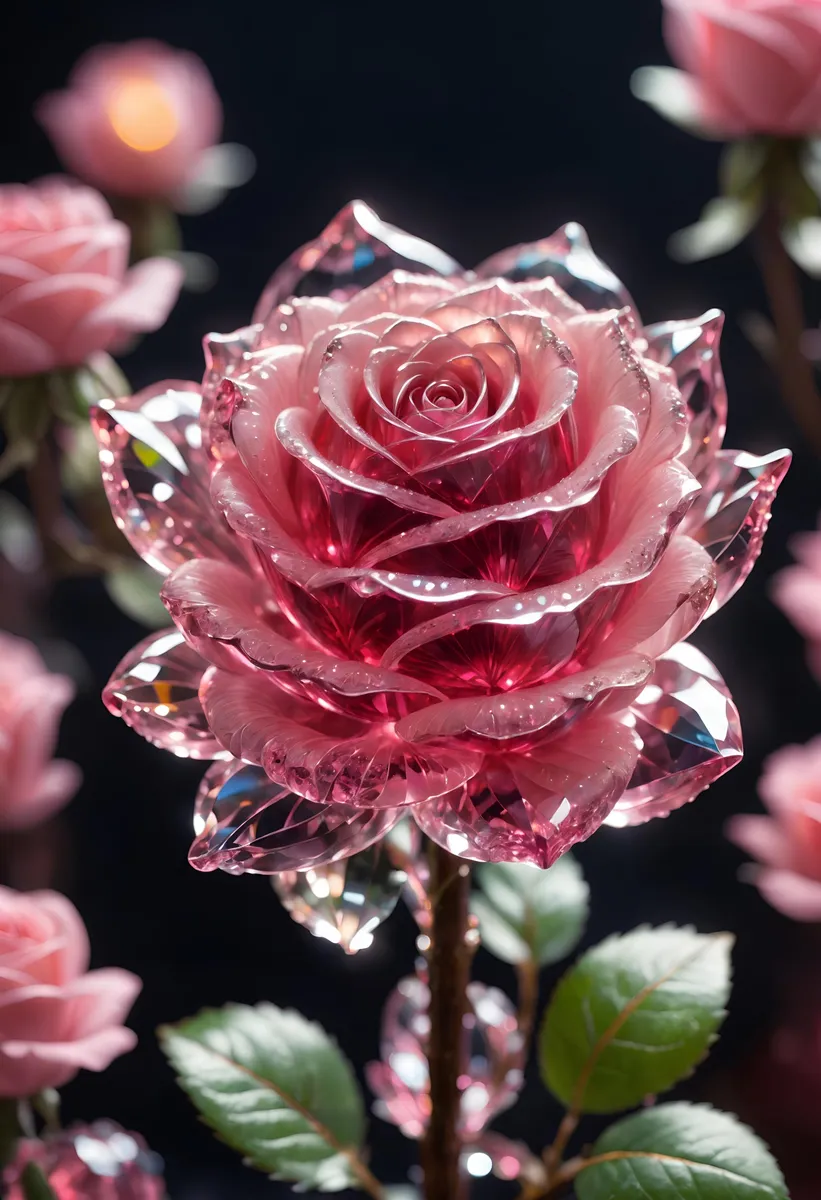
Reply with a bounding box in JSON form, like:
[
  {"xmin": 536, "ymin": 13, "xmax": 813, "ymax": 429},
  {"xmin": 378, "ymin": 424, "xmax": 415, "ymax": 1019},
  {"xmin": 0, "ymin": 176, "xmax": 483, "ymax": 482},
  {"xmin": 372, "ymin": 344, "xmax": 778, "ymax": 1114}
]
[{"xmin": 93, "ymin": 201, "xmax": 790, "ymax": 873}]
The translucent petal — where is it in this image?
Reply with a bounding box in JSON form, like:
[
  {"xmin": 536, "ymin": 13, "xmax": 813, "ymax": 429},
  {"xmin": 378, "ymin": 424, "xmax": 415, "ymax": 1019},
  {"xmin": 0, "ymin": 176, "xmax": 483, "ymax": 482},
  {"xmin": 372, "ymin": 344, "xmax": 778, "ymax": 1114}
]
[
  {"xmin": 200, "ymin": 668, "xmax": 483, "ymax": 808},
  {"xmin": 271, "ymin": 841, "xmax": 407, "ymax": 953},
  {"xmin": 190, "ymin": 758, "xmax": 400, "ymax": 874},
  {"xmin": 606, "ymin": 642, "xmax": 743, "ymax": 827},
  {"xmin": 103, "ymin": 628, "xmax": 228, "ymax": 759},
  {"xmin": 254, "ymin": 200, "xmax": 463, "ymax": 325},
  {"xmin": 475, "ymin": 222, "xmax": 633, "ymax": 313},
  {"xmin": 681, "ymin": 447, "xmax": 791, "ymax": 614},
  {"xmin": 201, "ymin": 324, "xmax": 260, "ymax": 462},
  {"xmin": 366, "ymin": 974, "xmax": 524, "ymax": 1139},
  {"xmin": 385, "ymin": 818, "xmax": 432, "ymax": 930},
  {"xmin": 415, "ymin": 714, "xmax": 639, "ymax": 867},
  {"xmin": 92, "ymin": 383, "xmax": 244, "ymax": 575},
  {"xmin": 645, "ymin": 309, "xmax": 727, "ymax": 477}
]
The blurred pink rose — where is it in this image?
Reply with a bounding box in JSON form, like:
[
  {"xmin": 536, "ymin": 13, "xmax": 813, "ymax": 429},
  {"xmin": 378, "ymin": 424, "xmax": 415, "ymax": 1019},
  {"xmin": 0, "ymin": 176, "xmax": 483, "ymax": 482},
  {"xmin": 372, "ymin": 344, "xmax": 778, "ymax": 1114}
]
[
  {"xmin": 0, "ymin": 632, "xmax": 80, "ymax": 831},
  {"xmin": 728, "ymin": 737, "xmax": 821, "ymax": 919},
  {"xmin": 37, "ymin": 41, "xmax": 222, "ymax": 201},
  {"xmin": 771, "ymin": 516, "xmax": 821, "ymax": 680},
  {"xmin": 636, "ymin": 0, "xmax": 821, "ymax": 137},
  {"xmin": 0, "ymin": 887, "xmax": 141, "ymax": 1096},
  {"xmin": 0, "ymin": 178, "xmax": 182, "ymax": 377},
  {"xmin": 5, "ymin": 1121, "xmax": 165, "ymax": 1199}
]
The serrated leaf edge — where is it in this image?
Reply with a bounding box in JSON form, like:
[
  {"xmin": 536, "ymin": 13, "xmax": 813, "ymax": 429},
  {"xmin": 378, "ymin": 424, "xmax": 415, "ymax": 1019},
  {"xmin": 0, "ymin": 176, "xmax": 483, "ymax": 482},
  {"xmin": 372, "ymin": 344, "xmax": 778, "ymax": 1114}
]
[
  {"xmin": 158, "ymin": 1004, "xmax": 369, "ymax": 1191},
  {"xmin": 574, "ymin": 1103, "xmax": 786, "ymax": 1199},
  {"xmin": 555, "ymin": 928, "xmax": 734, "ymax": 1114}
]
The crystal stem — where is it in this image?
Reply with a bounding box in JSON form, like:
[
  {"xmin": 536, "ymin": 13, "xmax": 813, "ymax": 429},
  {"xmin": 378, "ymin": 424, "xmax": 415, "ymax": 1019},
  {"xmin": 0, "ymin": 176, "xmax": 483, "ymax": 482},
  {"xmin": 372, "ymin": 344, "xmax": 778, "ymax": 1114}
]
[
  {"xmin": 421, "ymin": 842, "xmax": 471, "ymax": 1200},
  {"xmin": 755, "ymin": 199, "xmax": 821, "ymax": 454}
]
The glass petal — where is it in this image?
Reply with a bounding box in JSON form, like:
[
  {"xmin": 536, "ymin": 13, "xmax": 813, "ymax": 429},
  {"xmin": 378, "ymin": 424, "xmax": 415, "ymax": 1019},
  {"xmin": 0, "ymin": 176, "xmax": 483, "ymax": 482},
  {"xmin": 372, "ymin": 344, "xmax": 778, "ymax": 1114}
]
[
  {"xmin": 384, "ymin": 819, "xmax": 432, "ymax": 931},
  {"xmin": 681, "ymin": 447, "xmax": 791, "ymax": 614},
  {"xmin": 92, "ymin": 383, "xmax": 245, "ymax": 575},
  {"xmin": 271, "ymin": 841, "xmax": 407, "ymax": 954},
  {"xmin": 4, "ymin": 1120, "xmax": 165, "ymax": 1200},
  {"xmin": 645, "ymin": 309, "xmax": 727, "ymax": 477},
  {"xmin": 475, "ymin": 222, "xmax": 633, "ymax": 313},
  {"xmin": 201, "ymin": 324, "xmax": 260, "ymax": 463},
  {"xmin": 190, "ymin": 759, "xmax": 401, "ymax": 875},
  {"xmin": 103, "ymin": 628, "xmax": 228, "ymax": 760},
  {"xmin": 606, "ymin": 641, "xmax": 743, "ymax": 827},
  {"xmin": 366, "ymin": 974, "xmax": 524, "ymax": 1139},
  {"xmin": 253, "ymin": 200, "xmax": 463, "ymax": 324}
]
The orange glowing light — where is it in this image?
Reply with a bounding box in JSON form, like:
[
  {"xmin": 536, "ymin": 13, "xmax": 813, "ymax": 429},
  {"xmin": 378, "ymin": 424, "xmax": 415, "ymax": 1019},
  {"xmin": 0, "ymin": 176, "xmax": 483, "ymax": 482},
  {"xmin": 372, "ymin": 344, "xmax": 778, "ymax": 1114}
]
[{"xmin": 107, "ymin": 78, "xmax": 178, "ymax": 152}]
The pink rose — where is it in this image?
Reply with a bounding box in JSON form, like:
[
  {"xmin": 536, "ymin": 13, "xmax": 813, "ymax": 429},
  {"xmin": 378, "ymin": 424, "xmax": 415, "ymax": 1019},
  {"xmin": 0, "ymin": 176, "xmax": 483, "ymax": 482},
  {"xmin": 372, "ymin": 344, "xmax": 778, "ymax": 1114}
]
[
  {"xmin": 4, "ymin": 1122, "xmax": 165, "ymax": 1199},
  {"xmin": 0, "ymin": 178, "xmax": 182, "ymax": 378},
  {"xmin": 636, "ymin": 0, "xmax": 821, "ymax": 137},
  {"xmin": 728, "ymin": 737, "xmax": 821, "ymax": 919},
  {"xmin": 93, "ymin": 202, "xmax": 789, "ymax": 872},
  {"xmin": 771, "ymin": 516, "xmax": 821, "ymax": 680},
  {"xmin": 0, "ymin": 632, "xmax": 80, "ymax": 831},
  {"xmin": 0, "ymin": 887, "xmax": 141, "ymax": 1096},
  {"xmin": 37, "ymin": 41, "xmax": 223, "ymax": 201}
]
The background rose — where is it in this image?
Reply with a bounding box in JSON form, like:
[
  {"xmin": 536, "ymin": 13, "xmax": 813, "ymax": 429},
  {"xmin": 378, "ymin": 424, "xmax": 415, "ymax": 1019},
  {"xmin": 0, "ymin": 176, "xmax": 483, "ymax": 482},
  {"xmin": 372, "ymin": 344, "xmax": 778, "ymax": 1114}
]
[
  {"xmin": 771, "ymin": 515, "xmax": 821, "ymax": 681},
  {"xmin": 0, "ymin": 886, "xmax": 140, "ymax": 1096},
  {"xmin": 663, "ymin": 0, "xmax": 821, "ymax": 136},
  {"xmin": 728, "ymin": 737, "xmax": 821, "ymax": 919},
  {"xmin": 93, "ymin": 203, "xmax": 788, "ymax": 873},
  {"xmin": 0, "ymin": 632, "xmax": 80, "ymax": 831},
  {"xmin": 0, "ymin": 178, "xmax": 182, "ymax": 377},
  {"xmin": 37, "ymin": 41, "xmax": 223, "ymax": 201}
]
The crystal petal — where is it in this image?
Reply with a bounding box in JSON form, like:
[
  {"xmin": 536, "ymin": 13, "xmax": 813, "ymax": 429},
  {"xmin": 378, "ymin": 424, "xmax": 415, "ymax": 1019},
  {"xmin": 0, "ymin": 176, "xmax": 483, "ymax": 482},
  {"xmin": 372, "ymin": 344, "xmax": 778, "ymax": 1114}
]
[
  {"xmin": 475, "ymin": 223, "xmax": 633, "ymax": 313},
  {"xmin": 681, "ymin": 447, "xmax": 791, "ymax": 614},
  {"xmin": 254, "ymin": 200, "xmax": 463, "ymax": 325},
  {"xmin": 384, "ymin": 819, "xmax": 432, "ymax": 931},
  {"xmin": 103, "ymin": 627, "xmax": 228, "ymax": 759},
  {"xmin": 201, "ymin": 324, "xmax": 260, "ymax": 462},
  {"xmin": 92, "ymin": 383, "xmax": 245, "ymax": 575},
  {"xmin": 200, "ymin": 668, "xmax": 483, "ymax": 809},
  {"xmin": 190, "ymin": 758, "xmax": 401, "ymax": 875},
  {"xmin": 606, "ymin": 641, "xmax": 743, "ymax": 827},
  {"xmin": 4, "ymin": 1120, "xmax": 165, "ymax": 1200},
  {"xmin": 271, "ymin": 841, "xmax": 407, "ymax": 953},
  {"xmin": 415, "ymin": 712, "xmax": 639, "ymax": 867},
  {"xmin": 366, "ymin": 974, "xmax": 524, "ymax": 1139},
  {"xmin": 645, "ymin": 309, "xmax": 727, "ymax": 478}
]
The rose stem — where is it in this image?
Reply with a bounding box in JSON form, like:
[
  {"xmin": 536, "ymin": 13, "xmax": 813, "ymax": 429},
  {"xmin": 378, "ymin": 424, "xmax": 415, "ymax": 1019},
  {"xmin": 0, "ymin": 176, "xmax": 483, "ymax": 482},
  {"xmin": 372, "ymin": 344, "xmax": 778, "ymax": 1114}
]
[
  {"xmin": 421, "ymin": 841, "xmax": 471, "ymax": 1200},
  {"xmin": 755, "ymin": 200, "xmax": 821, "ymax": 454},
  {"xmin": 516, "ymin": 956, "xmax": 539, "ymax": 1055},
  {"xmin": 26, "ymin": 436, "xmax": 64, "ymax": 573}
]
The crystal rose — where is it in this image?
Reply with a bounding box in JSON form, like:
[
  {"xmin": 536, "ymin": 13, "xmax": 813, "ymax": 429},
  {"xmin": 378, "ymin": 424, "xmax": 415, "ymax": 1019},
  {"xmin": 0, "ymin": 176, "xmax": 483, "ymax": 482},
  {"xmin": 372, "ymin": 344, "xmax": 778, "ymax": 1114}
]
[
  {"xmin": 771, "ymin": 515, "xmax": 821, "ymax": 682},
  {"xmin": 0, "ymin": 179, "xmax": 181, "ymax": 377},
  {"xmin": 634, "ymin": 0, "xmax": 821, "ymax": 138},
  {"xmin": 0, "ymin": 887, "xmax": 141, "ymax": 1096},
  {"xmin": 36, "ymin": 41, "xmax": 222, "ymax": 202},
  {"xmin": 0, "ymin": 632, "xmax": 80, "ymax": 830},
  {"xmin": 728, "ymin": 738, "xmax": 821, "ymax": 920},
  {"xmin": 93, "ymin": 202, "xmax": 789, "ymax": 872},
  {"xmin": 4, "ymin": 1121, "xmax": 165, "ymax": 1199}
]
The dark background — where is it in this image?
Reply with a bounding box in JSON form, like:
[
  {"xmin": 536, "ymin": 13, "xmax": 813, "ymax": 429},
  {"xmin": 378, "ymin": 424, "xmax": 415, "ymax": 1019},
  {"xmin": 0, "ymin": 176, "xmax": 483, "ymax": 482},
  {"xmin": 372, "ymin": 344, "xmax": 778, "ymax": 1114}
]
[{"xmin": 2, "ymin": 0, "xmax": 820, "ymax": 1195}]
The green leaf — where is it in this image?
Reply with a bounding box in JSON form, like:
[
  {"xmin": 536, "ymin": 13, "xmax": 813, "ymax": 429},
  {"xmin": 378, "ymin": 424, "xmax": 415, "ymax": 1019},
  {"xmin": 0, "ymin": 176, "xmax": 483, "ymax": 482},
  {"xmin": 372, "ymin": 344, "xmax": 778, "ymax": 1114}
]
[
  {"xmin": 472, "ymin": 856, "xmax": 589, "ymax": 967},
  {"xmin": 159, "ymin": 1002, "xmax": 367, "ymax": 1192},
  {"xmin": 21, "ymin": 1162, "xmax": 58, "ymax": 1200},
  {"xmin": 105, "ymin": 564, "xmax": 169, "ymax": 628},
  {"xmin": 668, "ymin": 196, "xmax": 761, "ymax": 263},
  {"xmin": 575, "ymin": 1102, "xmax": 787, "ymax": 1200},
  {"xmin": 719, "ymin": 139, "xmax": 768, "ymax": 200},
  {"xmin": 539, "ymin": 925, "xmax": 732, "ymax": 1113}
]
